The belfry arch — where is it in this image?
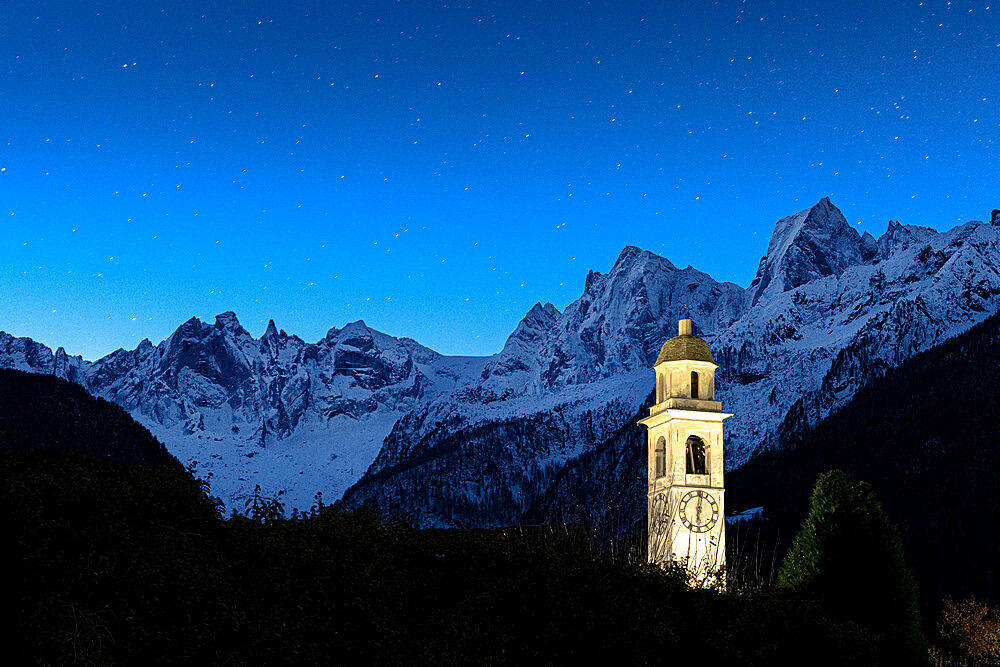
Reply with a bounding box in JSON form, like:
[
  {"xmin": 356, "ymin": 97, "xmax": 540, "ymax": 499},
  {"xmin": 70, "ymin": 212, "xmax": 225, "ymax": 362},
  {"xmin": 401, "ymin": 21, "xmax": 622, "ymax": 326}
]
[{"xmin": 685, "ymin": 435, "xmax": 707, "ymax": 475}]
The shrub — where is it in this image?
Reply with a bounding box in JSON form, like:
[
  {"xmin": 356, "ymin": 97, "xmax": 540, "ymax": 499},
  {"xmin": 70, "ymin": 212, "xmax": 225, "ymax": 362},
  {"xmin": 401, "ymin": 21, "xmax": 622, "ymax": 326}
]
[{"xmin": 939, "ymin": 596, "xmax": 1000, "ymax": 662}]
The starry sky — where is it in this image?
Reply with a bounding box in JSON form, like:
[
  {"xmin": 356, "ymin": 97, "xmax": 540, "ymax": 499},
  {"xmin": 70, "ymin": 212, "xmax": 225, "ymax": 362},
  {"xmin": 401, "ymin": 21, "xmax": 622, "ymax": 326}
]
[{"xmin": 2, "ymin": 1, "xmax": 998, "ymax": 358}]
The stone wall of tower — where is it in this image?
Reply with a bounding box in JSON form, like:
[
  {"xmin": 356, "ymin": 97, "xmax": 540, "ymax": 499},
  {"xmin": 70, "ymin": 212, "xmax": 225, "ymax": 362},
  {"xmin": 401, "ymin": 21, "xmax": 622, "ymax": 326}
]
[
  {"xmin": 655, "ymin": 359, "xmax": 717, "ymax": 404},
  {"xmin": 643, "ymin": 410, "xmax": 727, "ymax": 580}
]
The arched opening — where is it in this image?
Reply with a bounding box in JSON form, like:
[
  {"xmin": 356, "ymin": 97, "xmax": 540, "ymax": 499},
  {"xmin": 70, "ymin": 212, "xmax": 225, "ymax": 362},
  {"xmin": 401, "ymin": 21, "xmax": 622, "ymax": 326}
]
[
  {"xmin": 690, "ymin": 371, "xmax": 700, "ymax": 399},
  {"xmin": 685, "ymin": 435, "xmax": 707, "ymax": 475},
  {"xmin": 657, "ymin": 373, "xmax": 664, "ymax": 403},
  {"xmin": 655, "ymin": 437, "xmax": 666, "ymax": 479}
]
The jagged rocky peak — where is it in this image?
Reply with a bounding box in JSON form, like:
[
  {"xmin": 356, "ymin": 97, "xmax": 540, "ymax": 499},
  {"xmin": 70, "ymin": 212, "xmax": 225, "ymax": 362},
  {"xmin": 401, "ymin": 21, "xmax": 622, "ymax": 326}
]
[
  {"xmin": 152, "ymin": 312, "xmax": 258, "ymax": 393},
  {"xmin": 527, "ymin": 244, "xmax": 747, "ymax": 388},
  {"xmin": 320, "ymin": 319, "xmax": 423, "ymax": 387},
  {"xmin": 214, "ymin": 311, "xmax": 250, "ymax": 335},
  {"xmin": 335, "ymin": 320, "xmax": 376, "ymax": 349},
  {"xmin": 584, "ymin": 246, "xmax": 678, "ymax": 295},
  {"xmin": 170, "ymin": 316, "xmax": 211, "ymax": 348},
  {"xmin": 323, "ymin": 320, "xmax": 379, "ymax": 350},
  {"xmin": 0, "ymin": 332, "xmax": 59, "ymax": 373},
  {"xmin": 263, "ymin": 319, "xmax": 280, "ymax": 339},
  {"xmin": 507, "ymin": 302, "xmax": 560, "ymax": 348},
  {"xmin": 613, "ymin": 245, "xmax": 678, "ymax": 274},
  {"xmin": 749, "ymin": 197, "xmax": 864, "ymax": 305},
  {"xmin": 524, "ymin": 302, "xmax": 560, "ymax": 326},
  {"xmin": 479, "ymin": 302, "xmax": 561, "ymax": 386},
  {"xmin": 341, "ymin": 319, "xmax": 370, "ymax": 334},
  {"xmin": 876, "ymin": 220, "xmax": 938, "ymax": 259},
  {"xmin": 584, "ymin": 269, "xmax": 603, "ymax": 293},
  {"xmin": 259, "ymin": 319, "xmax": 295, "ymax": 359},
  {"xmin": 991, "ymin": 209, "xmax": 1000, "ymax": 226},
  {"xmin": 209, "ymin": 311, "xmax": 259, "ymax": 361}
]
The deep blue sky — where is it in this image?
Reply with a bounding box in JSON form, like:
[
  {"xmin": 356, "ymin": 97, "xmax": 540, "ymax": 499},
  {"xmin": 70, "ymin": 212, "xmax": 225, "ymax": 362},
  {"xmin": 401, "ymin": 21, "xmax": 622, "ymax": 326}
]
[{"xmin": 2, "ymin": 1, "xmax": 997, "ymax": 358}]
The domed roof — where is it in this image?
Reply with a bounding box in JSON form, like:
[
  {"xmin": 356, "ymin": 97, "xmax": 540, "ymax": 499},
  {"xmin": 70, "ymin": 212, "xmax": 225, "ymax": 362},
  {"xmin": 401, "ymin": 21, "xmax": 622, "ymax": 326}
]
[{"xmin": 655, "ymin": 319, "xmax": 715, "ymax": 365}]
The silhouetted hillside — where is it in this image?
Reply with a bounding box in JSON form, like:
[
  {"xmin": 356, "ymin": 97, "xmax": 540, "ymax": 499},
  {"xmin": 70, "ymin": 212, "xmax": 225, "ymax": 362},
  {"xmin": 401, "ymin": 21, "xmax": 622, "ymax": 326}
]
[
  {"xmin": 728, "ymin": 310, "xmax": 1000, "ymax": 611},
  {"xmin": 0, "ymin": 368, "xmax": 178, "ymax": 468}
]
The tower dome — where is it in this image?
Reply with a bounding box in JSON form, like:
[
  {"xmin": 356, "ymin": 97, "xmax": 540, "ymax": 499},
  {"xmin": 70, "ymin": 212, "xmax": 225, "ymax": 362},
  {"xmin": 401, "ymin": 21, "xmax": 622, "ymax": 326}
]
[{"xmin": 655, "ymin": 318, "xmax": 715, "ymax": 365}]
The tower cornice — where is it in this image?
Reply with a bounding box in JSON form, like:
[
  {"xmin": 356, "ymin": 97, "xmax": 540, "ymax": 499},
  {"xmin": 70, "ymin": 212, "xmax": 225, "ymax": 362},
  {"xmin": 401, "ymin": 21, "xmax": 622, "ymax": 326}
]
[{"xmin": 639, "ymin": 408, "xmax": 732, "ymax": 429}]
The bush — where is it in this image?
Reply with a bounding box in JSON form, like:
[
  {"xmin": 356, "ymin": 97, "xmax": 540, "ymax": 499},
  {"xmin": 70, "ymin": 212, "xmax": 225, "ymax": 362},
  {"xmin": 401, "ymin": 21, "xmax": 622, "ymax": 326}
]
[{"xmin": 939, "ymin": 596, "xmax": 1000, "ymax": 662}]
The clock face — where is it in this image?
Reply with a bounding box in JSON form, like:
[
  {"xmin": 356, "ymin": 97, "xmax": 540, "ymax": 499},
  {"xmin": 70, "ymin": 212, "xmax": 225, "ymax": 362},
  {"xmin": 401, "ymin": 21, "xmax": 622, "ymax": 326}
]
[
  {"xmin": 678, "ymin": 490, "xmax": 719, "ymax": 533},
  {"xmin": 650, "ymin": 492, "xmax": 670, "ymax": 529}
]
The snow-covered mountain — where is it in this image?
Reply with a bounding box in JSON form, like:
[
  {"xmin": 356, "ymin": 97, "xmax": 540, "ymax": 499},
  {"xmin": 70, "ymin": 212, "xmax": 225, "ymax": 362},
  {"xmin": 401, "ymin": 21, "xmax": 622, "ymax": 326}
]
[
  {"xmin": 526, "ymin": 204, "xmax": 1000, "ymax": 541},
  {"xmin": 748, "ymin": 197, "xmax": 871, "ymax": 305},
  {"xmin": 0, "ymin": 333, "xmax": 87, "ymax": 384},
  {"xmin": 715, "ymin": 207, "xmax": 1000, "ymax": 467},
  {"xmin": 341, "ymin": 245, "xmax": 748, "ymax": 525},
  {"xmin": 0, "ymin": 313, "xmax": 487, "ymax": 511},
  {"xmin": 479, "ymin": 246, "xmax": 747, "ymax": 394},
  {"xmin": 5, "ymin": 198, "xmax": 1000, "ymax": 527},
  {"xmin": 342, "ymin": 199, "xmax": 1000, "ymax": 526}
]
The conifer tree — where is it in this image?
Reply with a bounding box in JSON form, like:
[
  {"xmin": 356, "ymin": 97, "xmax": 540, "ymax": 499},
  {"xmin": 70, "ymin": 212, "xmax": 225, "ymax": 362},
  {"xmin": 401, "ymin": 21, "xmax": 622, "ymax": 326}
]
[{"xmin": 779, "ymin": 469, "xmax": 925, "ymax": 661}]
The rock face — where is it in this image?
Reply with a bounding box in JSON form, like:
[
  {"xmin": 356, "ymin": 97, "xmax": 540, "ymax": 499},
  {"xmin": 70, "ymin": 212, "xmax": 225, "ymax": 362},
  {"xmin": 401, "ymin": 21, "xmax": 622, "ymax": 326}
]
[
  {"xmin": 6, "ymin": 199, "xmax": 1000, "ymax": 529},
  {"xmin": 748, "ymin": 197, "xmax": 864, "ymax": 306},
  {"xmin": 480, "ymin": 246, "xmax": 747, "ymax": 393},
  {"xmin": 0, "ymin": 333, "xmax": 86, "ymax": 385}
]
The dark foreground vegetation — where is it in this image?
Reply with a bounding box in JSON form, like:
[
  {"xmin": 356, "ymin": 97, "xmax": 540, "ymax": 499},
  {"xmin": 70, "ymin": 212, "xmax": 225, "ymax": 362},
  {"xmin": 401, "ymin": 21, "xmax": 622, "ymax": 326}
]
[{"xmin": 5, "ymin": 450, "xmax": 889, "ymax": 665}]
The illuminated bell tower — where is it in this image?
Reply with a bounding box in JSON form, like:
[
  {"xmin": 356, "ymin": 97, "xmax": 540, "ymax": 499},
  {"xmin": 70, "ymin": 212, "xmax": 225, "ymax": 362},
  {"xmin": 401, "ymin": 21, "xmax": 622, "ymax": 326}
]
[{"xmin": 638, "ymin": 318, "xmax": 731, "ymax": 582}]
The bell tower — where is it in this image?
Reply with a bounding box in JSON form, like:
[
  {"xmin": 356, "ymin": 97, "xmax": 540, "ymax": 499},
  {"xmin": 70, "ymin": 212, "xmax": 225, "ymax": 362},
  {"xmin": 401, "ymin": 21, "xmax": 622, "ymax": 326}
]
[{"xmin": 638, "ymin": 318, "xmax": 731, "ymax": 583}]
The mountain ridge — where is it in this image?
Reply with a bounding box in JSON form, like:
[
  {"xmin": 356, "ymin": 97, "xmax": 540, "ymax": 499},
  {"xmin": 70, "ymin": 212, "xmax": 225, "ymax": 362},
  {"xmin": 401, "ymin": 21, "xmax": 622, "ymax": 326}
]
[{"xmin": 4, "ymin": 198, "xmax": 1000, "ymax": 521}]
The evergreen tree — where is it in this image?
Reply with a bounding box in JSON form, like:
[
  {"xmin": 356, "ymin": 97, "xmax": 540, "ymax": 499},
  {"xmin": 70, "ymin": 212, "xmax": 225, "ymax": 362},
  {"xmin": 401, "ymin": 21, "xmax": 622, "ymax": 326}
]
[{"xmin": 779, "ymin": 469, "xmax": 925, "ymax": 662}]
